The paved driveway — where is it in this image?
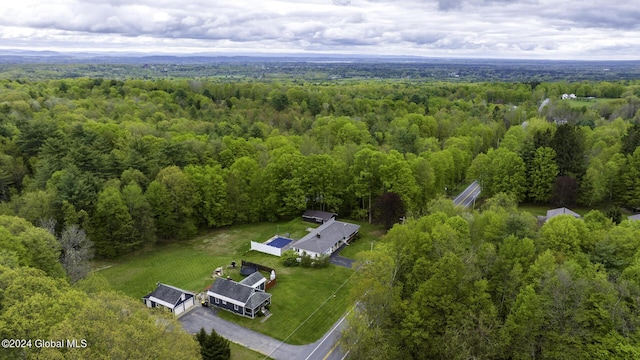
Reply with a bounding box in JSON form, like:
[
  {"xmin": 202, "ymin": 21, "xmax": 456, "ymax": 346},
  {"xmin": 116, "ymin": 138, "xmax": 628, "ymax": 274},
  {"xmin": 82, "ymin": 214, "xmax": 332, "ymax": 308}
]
[
  {"xmin": 330, "ymin": 244, "xmax": 355, "ymax": 268},
  {"xmin": 179, "ymin": 306, "xmax": 347, "ymax": 360}
]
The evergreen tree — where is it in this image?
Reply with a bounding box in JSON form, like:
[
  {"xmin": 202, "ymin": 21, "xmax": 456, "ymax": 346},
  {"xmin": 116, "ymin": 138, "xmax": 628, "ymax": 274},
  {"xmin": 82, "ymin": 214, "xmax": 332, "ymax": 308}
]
[
  {"xmin": 552, "ymin": 124, "xmax": 585, "ymax": 178},
  {"xmin": 196, "ymin": 328, "xmax": 230, "ymax": 360}
]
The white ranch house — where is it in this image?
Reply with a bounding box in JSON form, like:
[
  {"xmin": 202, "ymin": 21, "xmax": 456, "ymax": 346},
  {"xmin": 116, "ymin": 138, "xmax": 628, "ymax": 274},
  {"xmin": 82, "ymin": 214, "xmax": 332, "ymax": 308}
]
[{"xmin": 291, "ymin": 218, "xmax": 360, "ymax": 258}]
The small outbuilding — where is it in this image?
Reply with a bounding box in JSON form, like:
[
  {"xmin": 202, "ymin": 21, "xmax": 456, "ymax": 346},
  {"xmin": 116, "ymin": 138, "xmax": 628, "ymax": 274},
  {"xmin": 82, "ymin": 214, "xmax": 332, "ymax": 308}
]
[
  {"xmin": 142, "ymin": 283, "xmax": 196, "ymax": 316},
  {"xmin": 302, "ymin": 210, "xmax": 337, "ymax": 224}
]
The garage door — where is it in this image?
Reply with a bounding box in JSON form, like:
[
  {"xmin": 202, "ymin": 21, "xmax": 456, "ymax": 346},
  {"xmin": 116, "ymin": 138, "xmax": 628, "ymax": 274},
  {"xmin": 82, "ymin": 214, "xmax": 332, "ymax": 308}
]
[{"xmin": 174, "ymin": 297, "xmax": 196, "ymax": 316}]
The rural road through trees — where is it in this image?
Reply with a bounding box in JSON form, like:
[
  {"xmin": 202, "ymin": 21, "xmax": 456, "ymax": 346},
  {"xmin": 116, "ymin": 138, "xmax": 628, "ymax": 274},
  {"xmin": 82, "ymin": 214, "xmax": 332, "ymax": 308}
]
[{"xmin": 453, "ymin": 180, "xmax": 481, "ymax": 208}]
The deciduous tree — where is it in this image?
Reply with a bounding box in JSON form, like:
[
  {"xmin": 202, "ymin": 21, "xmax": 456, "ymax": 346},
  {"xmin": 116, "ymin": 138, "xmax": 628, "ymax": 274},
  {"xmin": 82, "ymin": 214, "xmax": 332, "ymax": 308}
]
[
  {"xmin": 91, "ymin": 186, "xmax": 134, "ymax": 258},
  {"xmin": 528, "ymin": 147, "xmax": 558, "ymax": 203},
  {"xmin": 146, "ymin": 166, "xmax": 197, "ymax": 239},
  {"xmin": 122, "ymin": 182, "xmax": 156, "ymax": 246},
  {"xmin": 59, "ymin": 224, "xmax": 94, "ymax": 283},
  {"xmin": 185, "ymin": 164, "xmax": 228, "ymax": 228}
]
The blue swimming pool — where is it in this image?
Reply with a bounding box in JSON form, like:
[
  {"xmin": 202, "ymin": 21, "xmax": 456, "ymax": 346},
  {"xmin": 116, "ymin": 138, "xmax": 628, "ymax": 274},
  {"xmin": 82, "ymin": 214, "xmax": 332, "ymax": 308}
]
[{"xmin": 266, "ymin": 236, "xmax": 293, "ymax": 248}]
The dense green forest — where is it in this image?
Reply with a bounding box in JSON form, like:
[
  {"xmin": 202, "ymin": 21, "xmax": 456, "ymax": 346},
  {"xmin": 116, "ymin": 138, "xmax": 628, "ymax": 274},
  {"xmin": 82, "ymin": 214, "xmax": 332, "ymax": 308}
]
[
  {"xmin": 345, "ymin": 195, "xmax": 640, "ymax": 359},
  {"xmin": 1, "ymin": 76, "xmax": 640, "ymax": 358},
  {"xmin": 0, "ymin": 78, "xmax": 639, "ymax": 256}
]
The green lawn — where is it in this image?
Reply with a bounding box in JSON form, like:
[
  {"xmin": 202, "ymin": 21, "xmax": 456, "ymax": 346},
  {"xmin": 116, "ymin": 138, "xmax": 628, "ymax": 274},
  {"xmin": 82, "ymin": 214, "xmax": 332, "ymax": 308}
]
[
  {"xmin": 96, "ymin": 218, "xmax": 377, "ymax": 345},
  {"xmin": 517, "ymin": 203, "xmax": 551, "ymax": 217},
  {"xmin": 518, "ymin": 202, "xmax": 628, "ymax": 218},
  {"xmin": 338, "ymin": 220, "xmax": 385, "ymax": 259},
  {"xmin": 230, "ymin": 341, "xmax": 271, "ymax": 360},
  {"xmin": 218, "ymin": 265, "xmax": 353, "ymax": 344},
  {"xmin": 562, "ymin": 97, "xmax": 624, "ymax": 109},
  {"xmin": 97, "ymin": 219, "xmax": 317, "ymax": 296}
]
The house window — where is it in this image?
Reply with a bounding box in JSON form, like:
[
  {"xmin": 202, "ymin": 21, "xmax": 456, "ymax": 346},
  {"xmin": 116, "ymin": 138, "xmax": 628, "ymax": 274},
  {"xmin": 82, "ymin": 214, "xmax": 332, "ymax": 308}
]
[
  {"xmin": 222, "ymin": 300, "xmax": 226, "ymax": 305},
  {"xmin": 214, "ymin": 298, "xmax": 219, "ymax": 304},
  {"xmin": 234, "ymin": 304, "xmax": 239, "ymax": 311}
]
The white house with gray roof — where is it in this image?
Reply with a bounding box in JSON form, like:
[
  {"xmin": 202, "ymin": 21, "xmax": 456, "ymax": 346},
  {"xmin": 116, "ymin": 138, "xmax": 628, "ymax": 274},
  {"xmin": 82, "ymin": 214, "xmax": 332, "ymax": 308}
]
[{"xmin": 291, "ymin": 218, "xmax": 360, "ymax": 258}]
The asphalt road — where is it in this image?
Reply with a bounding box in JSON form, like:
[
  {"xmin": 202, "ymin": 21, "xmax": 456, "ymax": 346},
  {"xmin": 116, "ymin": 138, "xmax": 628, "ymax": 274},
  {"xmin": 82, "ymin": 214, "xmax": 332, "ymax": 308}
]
[
  {"xmin": 453, "ymin": 180, "xmax": 481, "ymax": 208},
  {"xmin": 300, "ymin": 314, "xmax": 349, "ymax": 360},
  {"xmin": 180, "ymin": 306, "xmax": 347, "ymax": 360}
]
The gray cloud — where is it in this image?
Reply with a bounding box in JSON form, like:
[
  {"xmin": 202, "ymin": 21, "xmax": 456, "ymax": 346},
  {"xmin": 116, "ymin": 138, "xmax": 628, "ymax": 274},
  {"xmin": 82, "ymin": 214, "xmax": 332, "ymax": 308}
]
[
  {"xmin": 401, "ymin": 31, "xmax": 443, "ymax": 45},
  {"xmin": 0, "ymin": 0, "xmax": 637, "ymax": 59},
  {"xmin": 560, "ymin": 5, "xmax": 640, "ymax": 30},
  {"xmin": 438, "ymin": 0, "xmax": 464, "ymax": 11},
  {"xmin": 437, "ymin": 0, "xmax": 532, "ymax": 11}
]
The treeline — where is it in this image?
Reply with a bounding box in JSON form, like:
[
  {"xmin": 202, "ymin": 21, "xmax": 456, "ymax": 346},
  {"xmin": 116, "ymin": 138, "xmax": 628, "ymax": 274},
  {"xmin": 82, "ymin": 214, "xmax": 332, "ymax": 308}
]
[
  {"xmin": 344, "ymin": 196, "xmax": 640, "ymax": 359},
  {"xmin": 0, "ymin": 78, "xmax": 639, "ymax": 258},
  {"xmin": 468, "ymin": 118, "xmax": 640, "ymax": 210}
]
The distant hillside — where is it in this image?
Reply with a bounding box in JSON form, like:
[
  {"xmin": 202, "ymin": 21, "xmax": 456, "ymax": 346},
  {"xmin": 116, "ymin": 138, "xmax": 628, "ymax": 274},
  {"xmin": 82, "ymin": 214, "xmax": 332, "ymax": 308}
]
[{"xmin": 1, "ymin": 50, "xmax": 639, "ymax": 81}]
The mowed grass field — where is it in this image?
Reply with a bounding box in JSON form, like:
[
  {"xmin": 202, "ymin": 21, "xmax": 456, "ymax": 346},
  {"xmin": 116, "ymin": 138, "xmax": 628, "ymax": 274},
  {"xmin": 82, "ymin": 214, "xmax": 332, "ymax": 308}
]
[
  {"xmin": 562, "ymin": 97, "xmax": 625, "ymax": 109},
  {"xmin": 518, "ymin": 203, "xmax": 632, "ymax": 218},
  {"xmin": 97, "ymin": 217, "xmax": 383, "ymax": 345}
]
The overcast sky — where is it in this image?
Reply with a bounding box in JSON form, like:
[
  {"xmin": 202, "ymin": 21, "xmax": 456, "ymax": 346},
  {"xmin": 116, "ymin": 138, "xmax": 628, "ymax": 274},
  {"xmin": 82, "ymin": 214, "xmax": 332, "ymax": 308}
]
[{"xmin": 1, "ymin": 0, "xmax": 638, "ymax": 59}]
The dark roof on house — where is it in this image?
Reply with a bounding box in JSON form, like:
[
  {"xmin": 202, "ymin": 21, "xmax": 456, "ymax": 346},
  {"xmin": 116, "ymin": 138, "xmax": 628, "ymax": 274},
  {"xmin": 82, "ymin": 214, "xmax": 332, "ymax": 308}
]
[
  {"xmin": 246, "ymin": 291, "xmax": 271, "ymax": 309},
  {"xmin": 239, "ymin": 272, "xmax": 266, "ymax": 288},
  {"xmin": 143, "ymin": 283, "xmax": 194, "ymax": 306},
  {"xmin": 208, "ymin": 277, "xmax": 272, "ymax": 309},
  {"xmin": 293, "ymin": 218, "xmax": 360, "ymax": 255},
  {"xmin": 546, "ymin": 207, "xmax": 581, "ymax": 220},
  {"xmin": 210, "ymin": 278, "xmax": 255, "ymax": 304},
  {"xmin": 302, "ymin": 210, "xmax": 337, "ymax": 222},
  {"xmin": 629, "ymin": 214, "xmax": 640, "ymax": 221}
]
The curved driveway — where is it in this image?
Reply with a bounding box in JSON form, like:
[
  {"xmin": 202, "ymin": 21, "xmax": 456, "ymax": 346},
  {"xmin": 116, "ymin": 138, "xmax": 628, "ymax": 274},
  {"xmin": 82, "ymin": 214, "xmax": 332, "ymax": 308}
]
[
  {"xmin": 330, "ymin": 244, "xmax": 356, "ymax": 268},
  {"xmin": 179, "ymin": 306, "xmax": 347, "ymax": 360}
]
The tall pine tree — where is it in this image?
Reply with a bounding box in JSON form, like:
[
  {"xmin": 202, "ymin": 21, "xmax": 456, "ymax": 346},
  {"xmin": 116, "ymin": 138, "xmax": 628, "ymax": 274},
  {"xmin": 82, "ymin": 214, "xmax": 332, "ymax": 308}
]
[{"xmin": 196, "ymin": 328, "xmax": 230, "ymax": 360}]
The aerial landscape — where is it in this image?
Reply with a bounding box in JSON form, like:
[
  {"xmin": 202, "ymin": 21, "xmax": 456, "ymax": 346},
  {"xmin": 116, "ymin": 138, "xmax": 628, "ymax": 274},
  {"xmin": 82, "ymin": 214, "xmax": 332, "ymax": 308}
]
[{"xmin": 1, "ymin": 1, "xmax": 640, "ymax": 360}]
